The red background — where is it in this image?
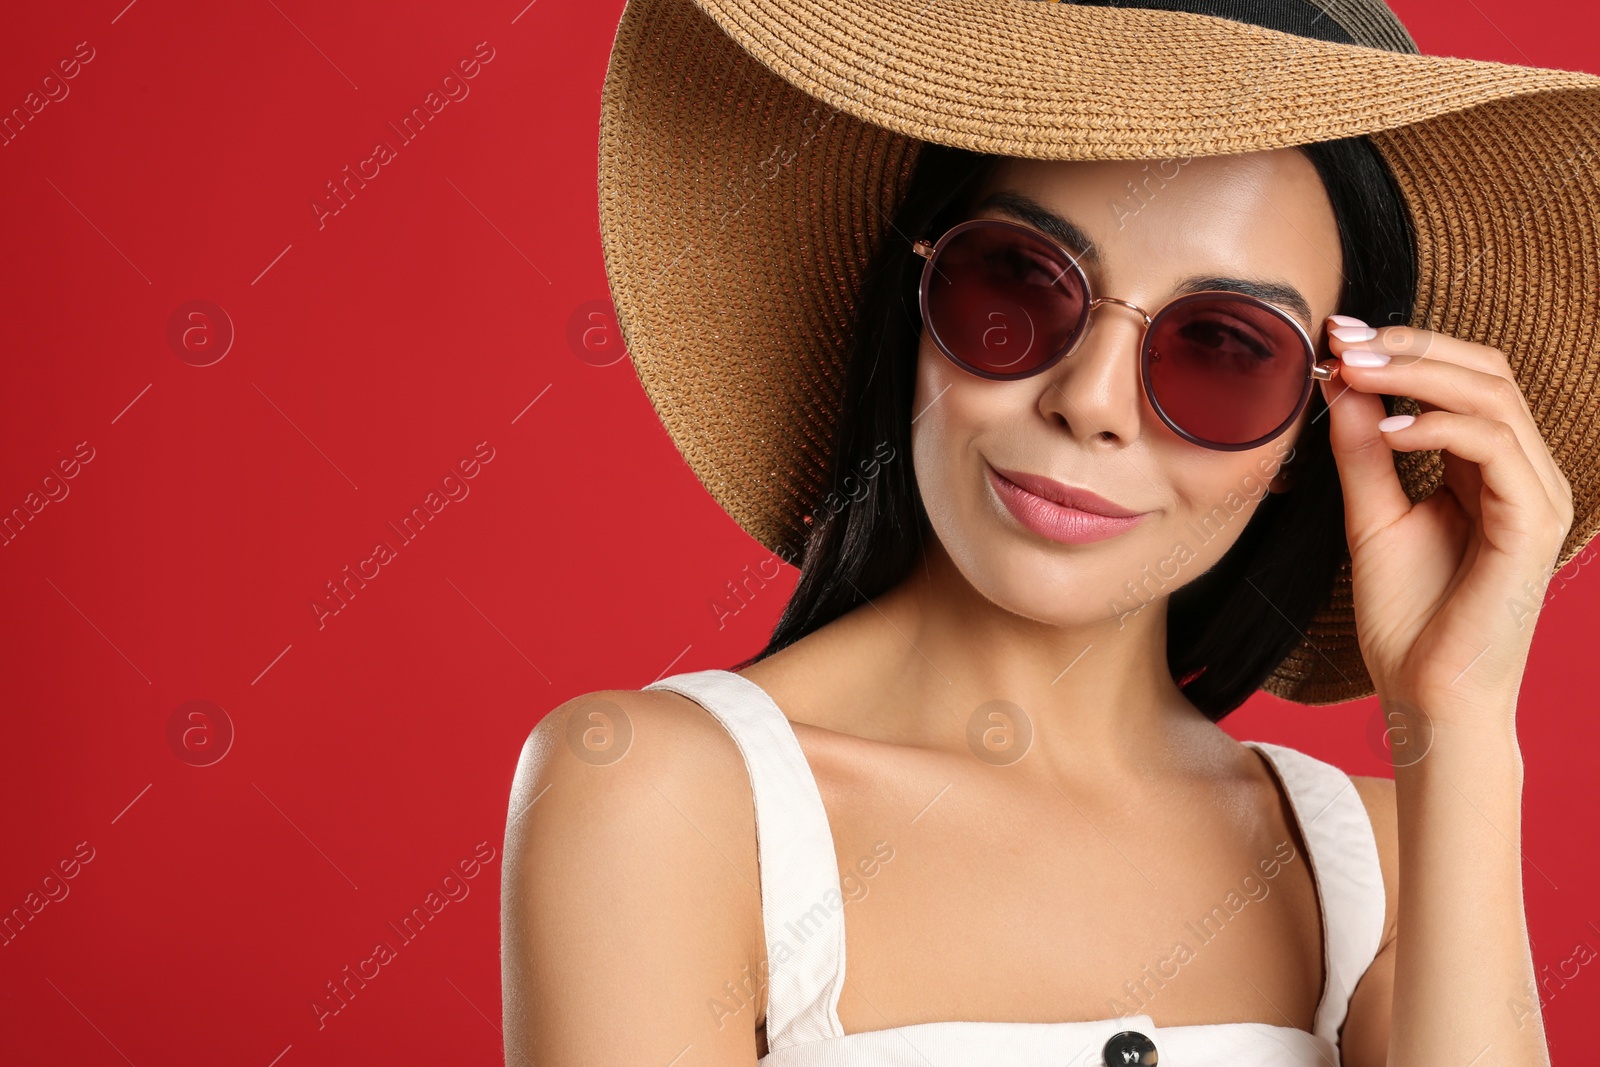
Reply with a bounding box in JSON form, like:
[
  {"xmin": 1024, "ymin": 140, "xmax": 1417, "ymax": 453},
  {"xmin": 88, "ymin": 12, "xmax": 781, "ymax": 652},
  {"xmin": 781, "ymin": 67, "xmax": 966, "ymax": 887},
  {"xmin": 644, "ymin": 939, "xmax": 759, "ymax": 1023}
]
[{"xmin": 1, "ymin": 1, "xmax": 1595, "ymax": 1063}]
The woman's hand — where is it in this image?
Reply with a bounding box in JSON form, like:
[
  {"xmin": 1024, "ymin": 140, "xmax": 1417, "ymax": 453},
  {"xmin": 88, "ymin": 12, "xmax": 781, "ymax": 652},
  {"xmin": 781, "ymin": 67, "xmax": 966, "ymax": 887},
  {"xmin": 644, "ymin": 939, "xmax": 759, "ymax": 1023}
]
[{"xmin": 1318, "ymin": 316, "xmax": 1575, "ymax": 726}]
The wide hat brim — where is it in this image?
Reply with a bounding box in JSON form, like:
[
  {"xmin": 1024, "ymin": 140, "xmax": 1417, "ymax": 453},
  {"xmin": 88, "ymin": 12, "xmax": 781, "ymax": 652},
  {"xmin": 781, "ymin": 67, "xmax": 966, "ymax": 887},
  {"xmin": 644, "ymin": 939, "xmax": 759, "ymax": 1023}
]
[{"xmin": 597, "ymin": 0, "xmax": 1600, "ymax": 705}]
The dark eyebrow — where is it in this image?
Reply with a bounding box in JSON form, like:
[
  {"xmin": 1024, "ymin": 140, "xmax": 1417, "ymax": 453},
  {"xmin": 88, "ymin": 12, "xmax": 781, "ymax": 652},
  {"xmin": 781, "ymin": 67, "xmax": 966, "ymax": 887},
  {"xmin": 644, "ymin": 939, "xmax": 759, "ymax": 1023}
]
[
  {"xmin": 1169, "ymin": 275, "xmax": 1315, "ymax": 333},
  {"xmin": 972, "ymin": 190, "xmax": 1100, "ymax": 265},
  {"xmin": 970, "ymin": 189, "xmax": 1317, "ymax": 332}
]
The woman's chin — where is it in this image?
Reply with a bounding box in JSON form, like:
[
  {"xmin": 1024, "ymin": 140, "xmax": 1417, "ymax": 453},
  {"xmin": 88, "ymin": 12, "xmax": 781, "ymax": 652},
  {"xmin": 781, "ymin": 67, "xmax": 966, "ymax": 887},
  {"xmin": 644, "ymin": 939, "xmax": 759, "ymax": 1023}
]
[{"xmin": 958, "ymin": 559, "xmax": 1141, "ymax": 630}]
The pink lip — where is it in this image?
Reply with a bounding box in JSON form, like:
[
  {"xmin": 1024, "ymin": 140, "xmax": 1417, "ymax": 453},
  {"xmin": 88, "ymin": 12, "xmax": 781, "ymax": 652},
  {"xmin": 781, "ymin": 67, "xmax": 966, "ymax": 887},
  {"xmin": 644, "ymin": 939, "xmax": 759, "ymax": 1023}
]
[{"xmin": 987, "ymin": 464, "xmax": 1150, "ymax": 544}]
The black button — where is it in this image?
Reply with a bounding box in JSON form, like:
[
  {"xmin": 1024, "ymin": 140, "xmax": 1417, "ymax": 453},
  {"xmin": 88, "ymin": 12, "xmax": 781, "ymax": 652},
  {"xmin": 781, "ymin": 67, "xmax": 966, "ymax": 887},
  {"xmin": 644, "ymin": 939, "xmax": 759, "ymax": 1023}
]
[{"xmin": 1103, "ymin": 1029, "xmax": 1158, "ymax": 1065}]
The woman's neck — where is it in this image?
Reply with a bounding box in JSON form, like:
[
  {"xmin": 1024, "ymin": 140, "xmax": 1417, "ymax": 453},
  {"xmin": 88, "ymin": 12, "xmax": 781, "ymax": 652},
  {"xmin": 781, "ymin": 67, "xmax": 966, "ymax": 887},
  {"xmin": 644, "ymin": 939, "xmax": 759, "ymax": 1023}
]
[{"xmin": 743, "ymin": 537, "xmax": 1226, "ymax": 783}]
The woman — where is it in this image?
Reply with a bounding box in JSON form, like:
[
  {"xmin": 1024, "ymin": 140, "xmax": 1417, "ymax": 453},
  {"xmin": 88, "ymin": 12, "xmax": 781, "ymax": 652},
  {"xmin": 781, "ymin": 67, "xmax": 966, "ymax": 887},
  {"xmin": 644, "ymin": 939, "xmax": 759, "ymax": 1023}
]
[{"xmin": 503, "ymin": 0, "xmax": 1600, "ymax": 1064}]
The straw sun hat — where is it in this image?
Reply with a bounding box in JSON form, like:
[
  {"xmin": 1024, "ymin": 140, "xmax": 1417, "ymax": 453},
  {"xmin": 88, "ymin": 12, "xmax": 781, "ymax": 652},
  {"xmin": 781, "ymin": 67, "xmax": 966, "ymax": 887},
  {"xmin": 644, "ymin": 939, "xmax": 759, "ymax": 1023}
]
[{"xmin": 596, "ymin": 0, "xmax": 1600, "ymax": 705}]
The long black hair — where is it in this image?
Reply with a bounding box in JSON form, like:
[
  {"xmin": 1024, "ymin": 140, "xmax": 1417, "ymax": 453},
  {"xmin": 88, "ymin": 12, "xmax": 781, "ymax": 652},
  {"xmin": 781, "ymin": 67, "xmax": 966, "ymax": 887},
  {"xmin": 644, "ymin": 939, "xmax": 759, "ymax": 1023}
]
[{"xmin": 732, "ymin": 137, "xmax": 1416, "ymax": 722}]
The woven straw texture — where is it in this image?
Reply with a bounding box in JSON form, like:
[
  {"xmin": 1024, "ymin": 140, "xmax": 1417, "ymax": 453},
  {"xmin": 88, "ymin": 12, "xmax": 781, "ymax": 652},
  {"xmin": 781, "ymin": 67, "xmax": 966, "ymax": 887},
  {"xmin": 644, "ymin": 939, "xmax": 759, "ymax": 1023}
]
[{"xmin": 597, "ymin": 0, "xmax": 1600, "ymax": 705}]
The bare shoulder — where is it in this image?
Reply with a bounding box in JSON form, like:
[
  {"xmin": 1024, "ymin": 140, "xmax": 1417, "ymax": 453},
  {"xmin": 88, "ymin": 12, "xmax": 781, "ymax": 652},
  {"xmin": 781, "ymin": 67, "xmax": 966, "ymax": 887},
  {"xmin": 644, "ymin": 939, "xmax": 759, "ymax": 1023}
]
[
  {"xmin": 514, "ymin": 687, "xmax": 758, "ymax": 805},
  {"xmin": 1348, "ymin": 774, "xmax": 1399, "ymax": 948},
  {"xmin": 506, "ymin": 685, "xmax": 761, "ymax": 887},
  {"xmin": 501, "ymin": 687, "xmax": 763, "ymax": 1065}
]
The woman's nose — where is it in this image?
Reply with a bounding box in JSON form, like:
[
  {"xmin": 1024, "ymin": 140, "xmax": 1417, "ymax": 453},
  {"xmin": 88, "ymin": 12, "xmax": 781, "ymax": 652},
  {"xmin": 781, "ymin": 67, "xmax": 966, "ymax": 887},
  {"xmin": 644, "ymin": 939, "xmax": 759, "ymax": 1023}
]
[{"xmin": 1035, "ymin": 299, "xmax": 1150, "ymax": 446}]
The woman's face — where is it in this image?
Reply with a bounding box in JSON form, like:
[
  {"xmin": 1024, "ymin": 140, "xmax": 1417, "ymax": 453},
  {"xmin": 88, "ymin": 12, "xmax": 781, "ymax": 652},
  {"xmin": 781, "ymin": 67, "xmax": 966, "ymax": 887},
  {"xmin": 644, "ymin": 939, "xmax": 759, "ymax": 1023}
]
[{"xmin": 911, "ymin": 149, "xmax": 1344, "ymax": 629}]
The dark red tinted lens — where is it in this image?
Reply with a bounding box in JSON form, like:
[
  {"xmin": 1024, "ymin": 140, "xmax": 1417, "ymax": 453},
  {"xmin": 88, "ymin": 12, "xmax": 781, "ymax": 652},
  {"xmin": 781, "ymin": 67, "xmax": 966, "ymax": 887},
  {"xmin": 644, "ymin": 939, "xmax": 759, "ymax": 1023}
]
[
  {"xmin": 1145, "ymin": 294, "xmax": 1312, "ymax": 447},
  {"xmin": 924, "ymin": 221, "xmax": 1088, "ymax": 378}
]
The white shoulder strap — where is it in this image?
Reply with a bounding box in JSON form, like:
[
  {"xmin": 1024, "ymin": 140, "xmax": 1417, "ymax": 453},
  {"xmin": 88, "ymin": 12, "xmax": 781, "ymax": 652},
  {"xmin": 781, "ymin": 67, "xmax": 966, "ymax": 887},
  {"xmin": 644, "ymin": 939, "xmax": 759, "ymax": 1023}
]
[
  {"xmin": 1243, "ymin": 740, "xmax": 1387, "ymax": 1048},
  {"xmin": 642, "ymin": 668, "xmax": 848, "ymax": 1049}
]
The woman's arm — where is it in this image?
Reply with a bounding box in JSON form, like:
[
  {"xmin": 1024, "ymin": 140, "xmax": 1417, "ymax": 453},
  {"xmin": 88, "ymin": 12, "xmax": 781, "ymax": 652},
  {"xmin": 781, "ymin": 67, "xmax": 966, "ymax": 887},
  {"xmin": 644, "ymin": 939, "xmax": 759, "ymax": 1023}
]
[
  {"xmin": 1319, "ymin": 318, "xmax": 1575, "ymax": 1067},
  {"xmin": 501, "ymin": 690, "xmax": 765, "ymax": 1066},
  {"xmin": 1389, "ymin": 716, "xmax": 1536, "ymax": 1063},
  {"xmin": 1341, "ymin": 721, "xmax": 1538, "ymax": 1066},
  {"xmin": 1339, "ymin": 775, "xmax": 1397, "ymax": 1067}
]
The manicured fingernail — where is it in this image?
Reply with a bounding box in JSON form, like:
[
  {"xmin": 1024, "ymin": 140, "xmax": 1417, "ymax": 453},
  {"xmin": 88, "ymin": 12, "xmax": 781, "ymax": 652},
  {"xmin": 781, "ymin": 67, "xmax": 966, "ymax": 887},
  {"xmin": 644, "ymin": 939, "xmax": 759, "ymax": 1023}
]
[
  {"xmin": 1340, "ymin": 349, "xmax": 1391, "ymax": 367},
  {"xmin": 1377, "ymin": 414, "xmax": 1415, "ymax": 432},
  {"xmin": 1328, "ymin": 314, "xmax": 1367, "ymax": 327},
  {"xmin": 1331, "ymin": 327, "xmax": 1378, "ymax": 342}
]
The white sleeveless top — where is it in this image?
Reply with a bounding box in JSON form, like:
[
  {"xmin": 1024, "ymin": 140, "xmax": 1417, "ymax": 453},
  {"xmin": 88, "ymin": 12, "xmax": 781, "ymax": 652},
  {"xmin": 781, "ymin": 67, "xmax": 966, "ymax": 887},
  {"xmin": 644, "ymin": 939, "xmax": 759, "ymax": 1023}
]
[{"xmin": 643, "ymin": 668, "xmax": 1387, "ymax": 1067}]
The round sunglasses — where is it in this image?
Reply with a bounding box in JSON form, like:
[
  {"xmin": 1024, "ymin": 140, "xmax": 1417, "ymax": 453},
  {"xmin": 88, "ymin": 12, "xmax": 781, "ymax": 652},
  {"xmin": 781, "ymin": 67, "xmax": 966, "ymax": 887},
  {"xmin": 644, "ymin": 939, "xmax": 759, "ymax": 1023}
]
[{"xmin": 911, "ymin": 217, "xmax": 1341, "ymax": 451}]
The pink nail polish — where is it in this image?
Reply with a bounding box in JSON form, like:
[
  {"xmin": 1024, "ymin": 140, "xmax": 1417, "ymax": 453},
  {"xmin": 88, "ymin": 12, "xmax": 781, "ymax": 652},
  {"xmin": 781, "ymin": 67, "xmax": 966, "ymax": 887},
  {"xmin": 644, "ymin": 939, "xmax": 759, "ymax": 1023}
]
[
  {"xmin": 1340, "ymin": 349, "xmax": 1391, "ymax": 367},
  {"xmin": 1331, "ymin": 327, "xmax": 1378, "ymax": 343},
  {"xmin": 1329, "ymin": 314, "xmax": 1367, "ymax": 328},
  {"xmin": 1377, "ymin": 414, "xmax": 1415, "ymax": 432}
]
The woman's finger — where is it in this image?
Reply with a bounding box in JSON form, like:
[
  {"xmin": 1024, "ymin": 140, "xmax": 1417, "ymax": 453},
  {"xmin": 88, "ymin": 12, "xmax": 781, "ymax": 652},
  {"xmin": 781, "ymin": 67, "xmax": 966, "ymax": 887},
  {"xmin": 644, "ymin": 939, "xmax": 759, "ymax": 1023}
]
[
  {"xmin": 1368, "ymin": 407, "xmax": 1562, "ymax": 553},
  {"xmin": 1325, "ymin": 322, "xmax": 1572, "ymax": 528},
  {"xmin": 1328, "ymin": 320, "xmax": 1507, "ymax": 374},
  {"xmin": 1316, "ymin": 370, "xmax": 1414, "ymax": 543},
  {"xmin": 1333, "ymin": 348, "xmax": 1564, "ymax": 518}
]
